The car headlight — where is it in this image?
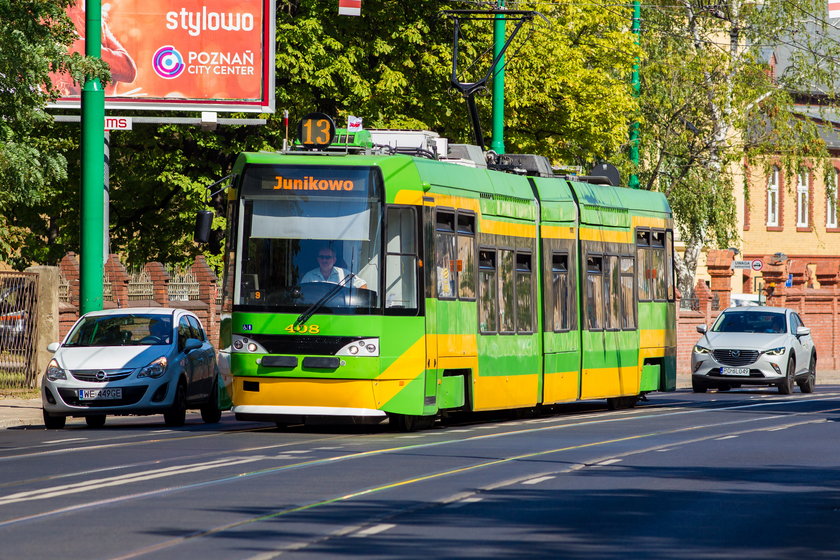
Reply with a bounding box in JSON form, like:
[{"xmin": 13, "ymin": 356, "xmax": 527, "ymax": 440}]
[
  {"xmin": 45, "ymin": 358, "xmax": 66, "ymax": 381},
  {"xmin": 137, "ymin": 356, "xmax": 168, "ymax": 378},
  {"xmin": 763, "ymin": 346, "xmax": 786, "ymax": 356},
  {"xmin": 693, "ymin": 344, "xmax": 711, "ymax": 355}
]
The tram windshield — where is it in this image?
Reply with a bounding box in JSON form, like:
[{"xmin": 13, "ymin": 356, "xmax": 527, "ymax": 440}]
[{"xmin": 234, "ymin": 164, "xmax": 383, "ymax": 313}]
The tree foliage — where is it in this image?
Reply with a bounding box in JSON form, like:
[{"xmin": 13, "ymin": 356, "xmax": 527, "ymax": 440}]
[
  {"xmin": 0, "ymin": 0, "xmax": 106, "ymax": 266},
  {"xmin": 638, "ymin": 0, "xmax": 840, "ymax": 292}
]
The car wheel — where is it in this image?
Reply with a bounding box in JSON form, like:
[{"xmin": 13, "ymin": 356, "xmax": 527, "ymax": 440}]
[
  {"xmin": 778, "ymin": 357, "xmax": 795, "ymax": 395},
  {"xmin": 42, "ymin": 409, "xmax": 66, "ymax": 429},
  {"xmin": 692, "ymin": 379, "xmax": 708, "ymax": 393},
  {"xmin": 164, "ymin": 381, "xmax": 187, "ymax": 427},
  {"xmin": 85, "ymin": 415, "xmax": 106, "ymax": 428},
  {"xmin": 200, "ymin": 379, "xmax": 222, "ymax": 424},
  {"xmin": 798, "ymin": 355, "xmax": 816, "ymax": 393}
]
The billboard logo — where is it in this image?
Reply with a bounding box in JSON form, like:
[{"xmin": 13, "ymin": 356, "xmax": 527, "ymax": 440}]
[{"xmin": 153, "ymin": 46, "xmax": 185, "ymax": 79}]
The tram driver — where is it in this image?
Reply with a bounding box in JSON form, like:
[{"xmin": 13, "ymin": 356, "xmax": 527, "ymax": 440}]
[{"xmin": 301, "ymin": 245, "xmax": 367, "ymax": 289}]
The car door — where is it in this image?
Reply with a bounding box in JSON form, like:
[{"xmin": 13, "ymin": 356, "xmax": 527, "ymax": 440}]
[
  {"xmin": 177, "ymin": 315, "xmax": 204, "ymax": 401},
  {"xmin": 187, "ymin": 314, "xmax": 213, "ymax": 399},
  {"xmin": 789, "ymin": 312, "xmax": 813, "ymax": 375}
]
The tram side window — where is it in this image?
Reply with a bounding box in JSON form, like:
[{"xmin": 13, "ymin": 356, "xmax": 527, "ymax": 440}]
[
  {"xmin": 516, "ymin": 252, "xmax": 533, "ymax": 333},
  {"xmin": 478, "ymin": 249, "xmax": 498, "ymax": 333},
  {"xmin": 666, "ymin": 230, "xmax": 675, "ymax": 301},
  {"xmin": 606, "ymin": 255, "xmax": 621, "ymax": 330},
  {"xmin": 586, "ymin": 255, "xmax": 605, "ymax": 330},
  {"xmin": 650, "ymin": 231, "xmax": 666, "ymax": 300},
  {"xmin": 551, "ymin": 253, "xmax": 570, "ymax": 332},
  {"xmin": 457, "ymin": 213, "xmax": 476, "ymax": 300},
  {"xmin": 620, "ymin": 256, "xmax": 636, "ymax": 329},
  {"xmin": 435, "ymin": 211, "xmax": 457, "ymax": 299},
  {"xmin": 385, "ymin": 207, "xmax": 418, "ymax": 310},
  {"xmin": 498, "ymin": 250, "xmax": 515, "ymax": 333},
  {"xmin": 636, "ymin": 229, "xmax": 651, "ymax": 301}
]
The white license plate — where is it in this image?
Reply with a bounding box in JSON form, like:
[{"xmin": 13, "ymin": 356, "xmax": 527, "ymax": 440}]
[
  {"xmin": 720, "ymin": 367, "xmax": 750, "ymax": 376},
  {"xmin": 78, "ymin": 388, "xmax": 122, "ymax": 400}
]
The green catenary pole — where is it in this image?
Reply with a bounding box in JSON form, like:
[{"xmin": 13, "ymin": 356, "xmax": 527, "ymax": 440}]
[
  {"xmin": 80, "ymin": 0, "xmax": 105, "ymax": 313},
  {"xmin": 490, "ymin": 0, "xmax": 506, "ymax": 155},
  {"xmin": 628, "ymin": 0, "xmax": 640, "ymax": 189}
]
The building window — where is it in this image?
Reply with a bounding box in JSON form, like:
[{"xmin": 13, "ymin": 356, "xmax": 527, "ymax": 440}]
[
  {"xmin": 767, "ymin": 166, "xmax": 779, "ymax": 227},
  {"xmin": 828, "ymin": 171, "xmax": 839, "ymax": 229},
  {"xmin": 797, "ymin": 169, "xmax": 809, "ymax": 228}
]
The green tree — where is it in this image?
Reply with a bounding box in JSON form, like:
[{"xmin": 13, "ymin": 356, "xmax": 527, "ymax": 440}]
[
  {"xmin": 3, "ymin": 0, "xmax": 640, "ymax": 270},
  {"xmin": 638, "ymin": 0, "xmax": 840, "ymax": 293},
  {"xmin": 0, "ymin": 0, "xmax": 108, "ymax": 268}
]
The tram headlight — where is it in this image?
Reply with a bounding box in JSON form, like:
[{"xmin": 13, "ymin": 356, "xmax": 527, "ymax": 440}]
[
  {"xmin": 336, "ymin": 338, "xmax": 380, "ymax": 357},
  {"xmin": 232, "ymin": 335, "xmax": 267, "ymax": 353}
]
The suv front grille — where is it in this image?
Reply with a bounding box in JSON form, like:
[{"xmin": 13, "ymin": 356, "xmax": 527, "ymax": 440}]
[{"xmin": 713, "ymin": 349, "xmax": 759, "ymax": 366}]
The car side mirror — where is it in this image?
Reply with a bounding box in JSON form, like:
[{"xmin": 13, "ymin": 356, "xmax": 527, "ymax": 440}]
[
  {"xmin": 796, "ymin": 326, "xmax": 811, "ymax": 337},
  {"xmin": 696, "ymin": 324, "xmax": 707, "ymax": 334},
  {"xmin": 183, "ymin": 338, "xmax": 202, "ymax": 352},
  {"xmin": 46, "ymin": 342, "xmax": 60, "ymax": 353}
]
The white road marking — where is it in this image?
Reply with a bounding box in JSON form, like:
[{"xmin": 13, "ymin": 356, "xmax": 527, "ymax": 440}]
[
  {"xmin": 596, "ymin": 458, "xmax": 622, "ymax": 466},
  {"xmin": 43, "ymin": 438, "xmax": 87, "ymax": 444},
  {"xmin": 522, "ymin": 475, "xmax": 555, "ymax": 485},
  {"xmin": 350, "ymin": 523, "xmax": 395, "ymax": 538},
  {"xmin": 715, "ymin": 435, "xmax": 738, "ymax": 440},
  {"xmin": 447, "ymin": 497, "xmax": 483, "ymax": 508},
  {"xmin": 0, "ymin": 456, "xmax": 265, "ymax": 506}
]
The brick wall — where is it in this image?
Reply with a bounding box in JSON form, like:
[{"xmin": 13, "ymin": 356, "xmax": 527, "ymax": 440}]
[
  {"xmin": 58, "ymin": 253, "xmax": 220, "ymax": 348},
  {"xmin": 676, "ymin": 249, "xmax": 840, "ymax": 374}
]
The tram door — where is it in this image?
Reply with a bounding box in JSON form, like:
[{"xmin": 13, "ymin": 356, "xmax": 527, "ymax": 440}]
[{"xmin": 426, "ymin": 207, "xmax": 475, "ymax": 412}]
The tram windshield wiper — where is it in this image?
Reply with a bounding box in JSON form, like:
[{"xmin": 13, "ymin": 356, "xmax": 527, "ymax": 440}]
[{"xmin": 294, "ymin": 273, "xmax": 358, "ymax": 328}]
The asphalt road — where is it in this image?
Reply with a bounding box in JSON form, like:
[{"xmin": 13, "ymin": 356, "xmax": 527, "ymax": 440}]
[{"xmin": 2, "ymin": 388, "xmax": 840, "ymax": 559}]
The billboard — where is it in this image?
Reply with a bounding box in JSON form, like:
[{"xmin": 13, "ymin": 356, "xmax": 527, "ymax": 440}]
[{"xmin": 49, "ymin": 0, "xmax": 275, "ymax": 113}]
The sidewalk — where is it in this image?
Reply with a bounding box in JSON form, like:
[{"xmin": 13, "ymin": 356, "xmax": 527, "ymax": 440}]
[{"xmin": 3, "ymin": 371, "xmax": 840, "ymax": 429}]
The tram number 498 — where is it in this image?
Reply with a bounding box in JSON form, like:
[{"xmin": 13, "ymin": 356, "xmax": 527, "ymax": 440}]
[{"xmin": 285, "ymin": 324, "xmax": 321, "ymax": 334}]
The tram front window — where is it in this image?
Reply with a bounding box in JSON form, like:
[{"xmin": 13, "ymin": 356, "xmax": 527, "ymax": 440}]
[{"xmin": 235, "ymin": 165, "xmax": 382, "ymax": 313}]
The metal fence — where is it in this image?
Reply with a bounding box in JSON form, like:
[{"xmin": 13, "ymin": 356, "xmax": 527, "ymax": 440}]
[
  {"xmin": 0, "ymin": 271, "xmax": 39, "ymax": 389},
  {"xmin": 679, "ymin": 292, "xmax": 721, "ymax": 312}
]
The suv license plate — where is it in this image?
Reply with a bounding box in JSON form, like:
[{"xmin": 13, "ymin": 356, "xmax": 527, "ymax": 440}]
[
  {"xmin": 79, "ymin": 388, "xmax": 122, "ymax": 400},
  {"xmin": 721, "ymin": 367, "xmax": 749, "ymax": 376}
]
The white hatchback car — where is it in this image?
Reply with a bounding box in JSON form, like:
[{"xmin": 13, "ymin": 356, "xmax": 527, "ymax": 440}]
[
  {"xmin": 42, "ymin": 308, "xmax": 222, "ymax": 428},
  {"xmin": 691, "ymin": 306, "xmax": 816, "ymax": 394}
]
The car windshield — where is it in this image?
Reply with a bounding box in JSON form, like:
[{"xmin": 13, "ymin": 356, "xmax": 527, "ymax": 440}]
[
  {"xmin": 712, "ymin": 311, "xmax": 787, "ymax": 334},
  {"xmin": 63, "ymin": 314, "xmax": 173, "ymax": 347}
]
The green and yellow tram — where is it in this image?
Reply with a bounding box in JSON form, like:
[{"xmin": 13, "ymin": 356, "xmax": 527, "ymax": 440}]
[{"xmin": 215, "ymin": 126, "xmax": 676, "ymax": 430}]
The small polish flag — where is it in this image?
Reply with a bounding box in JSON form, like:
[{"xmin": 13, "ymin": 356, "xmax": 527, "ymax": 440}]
[
  {"xmin": 347, "ymin": 116, "xmax": 363, "ymax": 132},
  {"xmin": 830, "ymin": 0, "xmax": 840, "ymax": 18},
  {"xmin": 339, "ymin": 0, "xmax": 361, "ymax": 16}
]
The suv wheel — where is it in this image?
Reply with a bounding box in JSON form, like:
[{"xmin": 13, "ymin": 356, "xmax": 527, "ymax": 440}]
[
  {"xmin": 798, "ymin": 355, "xmax": 816, "ymax": 393},
  {"xmin": 778, "ymin": 357, "xmax": 795, "ymax": 395}
]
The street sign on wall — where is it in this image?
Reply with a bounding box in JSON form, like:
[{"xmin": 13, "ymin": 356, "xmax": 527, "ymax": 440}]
[
  {"xmin": 48, "ymin": 0, "xmax": 275, "ymax": 113},
  {"xmin": 732, "ymin": 259, "xmax": 764, "ymax": 271}
]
